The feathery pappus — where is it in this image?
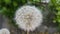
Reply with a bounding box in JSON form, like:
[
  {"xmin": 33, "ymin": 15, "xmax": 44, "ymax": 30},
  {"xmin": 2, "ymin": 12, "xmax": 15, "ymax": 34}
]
[
  {"xmin": 14, "ymin": 5, "xmax": 43, "ymax": 31},
  {"xmin": 0, "ymin": 28, "xmax": 10, "ymax": 34}
]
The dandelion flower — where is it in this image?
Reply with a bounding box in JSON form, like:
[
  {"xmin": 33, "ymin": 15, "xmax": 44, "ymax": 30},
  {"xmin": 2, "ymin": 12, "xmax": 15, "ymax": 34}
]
[
  {"xmin": 14, "ymin": 5, "xmax": 43, "ymax": 31},
  {"xmin": 0, "ymin": 28, "xmax": 10, "ymax": 34}
]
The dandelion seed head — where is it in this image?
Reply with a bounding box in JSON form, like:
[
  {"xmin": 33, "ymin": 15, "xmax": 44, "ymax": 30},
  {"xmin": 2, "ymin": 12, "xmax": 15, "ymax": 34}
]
[
  {"xmin": 15, "ymin": 5, "xmax": 43, "ymax": 31},
  {"xmin": 0, "ymin": 28, "xmax": 10, "ymax": 34}
]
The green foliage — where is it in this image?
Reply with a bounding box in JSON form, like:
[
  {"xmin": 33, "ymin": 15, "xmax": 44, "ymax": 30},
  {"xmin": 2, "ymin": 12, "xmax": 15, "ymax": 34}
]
[
  {"xmin": 0, "ymin": 0, "xmax": 42, "ymax": 18},
  {"xmin": 0, "ymin": 0, "xmax": 27, "ymax": 28},
  {"xmin": 32, "ymin": 0, "xmax": 41, "ymax": 3},
  {"xmin": 28, "ymin": 0, "xmax": 41, "ymax": 5},
  {"xmin": 0, "ymin": 0, "xmax": 27, "ymax": 18},
  {"xmin": 4, "ymin": 0, "xmax": 11, "ymax": 4},
  {"xmin": 13, "ymin": 1, "xmax": 18, "ymax": 7},
  {"xmin": 0, "ymin": 0, "xmax": 42, "ymax": 28},
  {"xmin": 49, "ymin": 0, "xmax": 60, "ymax": 31}
]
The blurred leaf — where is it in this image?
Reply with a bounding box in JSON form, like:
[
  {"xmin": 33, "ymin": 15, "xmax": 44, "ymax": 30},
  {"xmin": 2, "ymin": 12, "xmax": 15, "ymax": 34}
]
[
  {"xmin": 22, "ymin": 0, "xmax": 25, "ymax": 2},
  {"xmin": 0, "ymin": 0, "xmax": 2, "ymax": 4},
  {"xmin": 33, "ymin": 0, "xmax": 40, "ymax": 2},
  {"xmin": 4, "ymin": 0, "xmax": 11, "ymax": 4},
  {"xmin": 2, "ymin": 7, "xmax": 7, "ymax": 12},
  {"xmin": 56, "ymin": 7, "xmax": 60, "ymax": 10},
  {"xmin": 58, "ymin": 19, "xmax": 60, "ymax": 23},
  {"xmin": 13, "ymin": 1, "xmax": 18, "ymax": 7},
  {"xmin": 51, "ymin": 0, "xmax": 56, "ymax": 5},
  {"xmin": 56, "ymin": 0, "xmax": 60, "ymax": 3},
  {"xmin": 57, "ymin": 11, "xmax": 60, "ymax": 15}
]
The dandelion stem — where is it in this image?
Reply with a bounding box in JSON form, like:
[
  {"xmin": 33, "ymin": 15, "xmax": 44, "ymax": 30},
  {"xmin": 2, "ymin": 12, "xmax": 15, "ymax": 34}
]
[
  {"xmin": 22, "ymin": 31, "xmax": 24, "ymax": 34},
  {"xmin": 27, "ymin": 31, "xmax": 29, "ymax": 34}
]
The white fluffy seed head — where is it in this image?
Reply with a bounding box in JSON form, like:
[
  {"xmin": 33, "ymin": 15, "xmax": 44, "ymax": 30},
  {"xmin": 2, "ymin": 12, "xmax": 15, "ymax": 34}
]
[
  {"xmin": 0, "ymin": 28, "xmax": 10, "ymax": 34},
  {"xmin": 14, "ymin": 5, "xmax": 43, "ymax": 31}
]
